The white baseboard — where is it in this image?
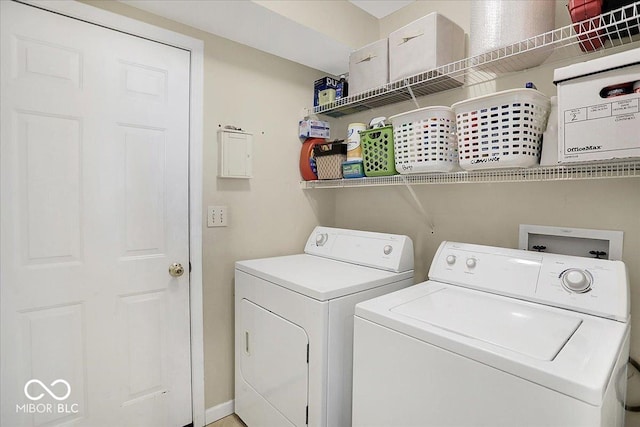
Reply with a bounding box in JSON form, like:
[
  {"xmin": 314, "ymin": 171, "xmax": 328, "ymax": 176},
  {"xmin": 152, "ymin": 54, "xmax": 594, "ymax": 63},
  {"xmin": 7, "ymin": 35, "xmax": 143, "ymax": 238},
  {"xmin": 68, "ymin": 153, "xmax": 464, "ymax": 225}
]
[{"xmin": 205, "ymin": 399, "xmax": 235, "ymax": 425}]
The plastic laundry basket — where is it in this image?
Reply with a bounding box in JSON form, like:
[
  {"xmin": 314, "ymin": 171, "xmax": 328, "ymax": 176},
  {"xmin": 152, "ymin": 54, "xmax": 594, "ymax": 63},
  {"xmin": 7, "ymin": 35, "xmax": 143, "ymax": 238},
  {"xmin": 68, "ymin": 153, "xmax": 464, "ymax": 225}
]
[
  {"xmin": 452, "ymin": 89, "xmax": 550, "ymax": 171},
  {"xmin": 390, "ymin": 106, "xmax": 459, "ymax": 174},
  {"xmin": 361, "ymin": 126, "xmax": 397, "ymax": 177}
]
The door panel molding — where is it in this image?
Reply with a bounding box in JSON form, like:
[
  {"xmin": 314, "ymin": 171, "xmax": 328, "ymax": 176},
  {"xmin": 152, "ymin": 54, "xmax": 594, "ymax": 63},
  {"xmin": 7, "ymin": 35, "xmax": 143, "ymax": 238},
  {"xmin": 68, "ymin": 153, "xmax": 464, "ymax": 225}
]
[{"xmin": 9, "ymin": 1, "xmax": 205, "ymax": 425}]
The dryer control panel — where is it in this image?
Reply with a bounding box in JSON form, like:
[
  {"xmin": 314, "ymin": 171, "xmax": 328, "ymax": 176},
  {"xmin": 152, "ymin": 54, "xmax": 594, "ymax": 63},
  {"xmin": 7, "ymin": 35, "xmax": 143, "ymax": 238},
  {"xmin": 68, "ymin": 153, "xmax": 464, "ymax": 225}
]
[
  {"xmin": 304, "ymin": 226, "xmax": 414, "ymax": 273},
  {"xmin": 429, "ymin": 241, "xmax": 629, "ymax": 322}
]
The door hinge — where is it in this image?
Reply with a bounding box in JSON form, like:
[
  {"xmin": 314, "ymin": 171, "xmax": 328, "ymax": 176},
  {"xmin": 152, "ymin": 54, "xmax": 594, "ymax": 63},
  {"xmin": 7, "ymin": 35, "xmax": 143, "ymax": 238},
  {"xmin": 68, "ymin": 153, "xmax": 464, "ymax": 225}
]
[
  {"xmin": 189, "ymin": 261, "xmax": 192, "ymax": 273},
  {"xmin": 306, "ymin": 405, "xmax": 309, "ymax": 425},
  {"xmin": 306, "ymin": 344, "xmax": 309, "ymax": 363}
]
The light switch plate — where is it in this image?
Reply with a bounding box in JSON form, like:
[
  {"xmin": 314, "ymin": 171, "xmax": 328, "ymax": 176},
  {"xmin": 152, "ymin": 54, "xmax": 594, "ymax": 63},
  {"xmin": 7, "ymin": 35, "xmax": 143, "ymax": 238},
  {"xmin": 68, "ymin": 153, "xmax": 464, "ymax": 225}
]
[{"xmin": 207, "ymin": 206, "xmax": 228, "ymax": 227}]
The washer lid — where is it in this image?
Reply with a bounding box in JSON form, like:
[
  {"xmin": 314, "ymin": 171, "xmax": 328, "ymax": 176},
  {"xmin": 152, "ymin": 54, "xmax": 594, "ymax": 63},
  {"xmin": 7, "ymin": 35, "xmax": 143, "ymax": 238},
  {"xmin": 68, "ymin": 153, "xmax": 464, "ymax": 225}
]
[
  {"xmin": 355, "ymin": 281, "xmax": 629, "ymax": 406},
  {"xmin": 390, "ymin": 287, "xmax": 582, "ymax": 361},
  {"xmin": 236, "ymin": 254, "xmax": 413, "ymax": 301}
]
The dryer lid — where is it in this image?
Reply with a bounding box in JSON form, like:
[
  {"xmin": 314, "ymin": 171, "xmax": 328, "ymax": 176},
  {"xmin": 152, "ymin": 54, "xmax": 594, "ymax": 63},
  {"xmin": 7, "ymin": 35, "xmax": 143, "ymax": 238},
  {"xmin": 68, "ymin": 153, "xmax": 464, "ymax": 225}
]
[
  {"xmin": 390, "ymin": 286, "xmax": 582, "ymax": 360},
  {"xmin": 236, "ymin": 254, "xmax": 413, "ymax": 301}
]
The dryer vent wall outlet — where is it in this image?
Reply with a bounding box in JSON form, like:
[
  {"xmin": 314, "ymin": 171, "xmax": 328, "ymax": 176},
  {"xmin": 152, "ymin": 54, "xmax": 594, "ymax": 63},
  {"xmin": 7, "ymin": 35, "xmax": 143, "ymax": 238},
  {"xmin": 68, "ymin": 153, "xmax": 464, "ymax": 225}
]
[{"xmin": 207, "ymin": 206, "xmax": 228, "ymax": 227}]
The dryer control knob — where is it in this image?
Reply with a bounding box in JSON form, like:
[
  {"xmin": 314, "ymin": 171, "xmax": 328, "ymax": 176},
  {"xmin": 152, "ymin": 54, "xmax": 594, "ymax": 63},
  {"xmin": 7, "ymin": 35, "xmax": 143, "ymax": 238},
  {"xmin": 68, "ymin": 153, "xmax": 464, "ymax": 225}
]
[
  {"xmin": 315, "ymin": 233, "xmax": 328, "ymax": 246},
  {"xmin": 466, "ymin": 258, "xmax": 477, "ymax": 268},
  {"xmin": 383, "ymin": 245, "xmax": 393, "ymax": 255},
  {"xmin": 561, "ymin": 269, "xmax": 592, "ymax": 293},
  {"xmin": 446, "ymin": 255, "xmax": 456, "ymax": 265}
]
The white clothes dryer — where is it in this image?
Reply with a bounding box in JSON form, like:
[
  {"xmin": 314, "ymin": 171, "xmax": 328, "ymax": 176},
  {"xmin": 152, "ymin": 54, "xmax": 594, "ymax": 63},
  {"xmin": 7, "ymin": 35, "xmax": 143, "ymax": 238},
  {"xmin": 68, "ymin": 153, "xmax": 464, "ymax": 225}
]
[
  {"xmin": 352, "ymin": 241, "xmax": 630, "ymax": 427},
  {"xmin": 235, "ymin": 227, "xmax": 414, "ymax": 427}
]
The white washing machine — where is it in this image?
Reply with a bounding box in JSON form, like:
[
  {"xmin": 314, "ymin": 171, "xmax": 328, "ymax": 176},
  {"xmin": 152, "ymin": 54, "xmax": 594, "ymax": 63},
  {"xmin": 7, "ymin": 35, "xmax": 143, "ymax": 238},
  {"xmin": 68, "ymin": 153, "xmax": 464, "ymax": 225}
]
[
  {"xmin": 235, "ymin": 226, "xmax": 414, "ymax": 427},
  {"xmin": 352, "ymin": 241, "xmax": 630, "ymax": 427}
]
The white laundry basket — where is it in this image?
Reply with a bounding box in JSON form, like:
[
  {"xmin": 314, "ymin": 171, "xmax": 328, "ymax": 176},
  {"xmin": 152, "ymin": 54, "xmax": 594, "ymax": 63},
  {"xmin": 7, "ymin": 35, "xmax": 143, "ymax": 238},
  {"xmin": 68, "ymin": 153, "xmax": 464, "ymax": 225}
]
[
  {"xmin": 452, "ymin": 89, "xmax": 550, "ymax": 171},
  {"xmin": 390, "ymin": 106, "xmax": 459, "ymax": 174}
]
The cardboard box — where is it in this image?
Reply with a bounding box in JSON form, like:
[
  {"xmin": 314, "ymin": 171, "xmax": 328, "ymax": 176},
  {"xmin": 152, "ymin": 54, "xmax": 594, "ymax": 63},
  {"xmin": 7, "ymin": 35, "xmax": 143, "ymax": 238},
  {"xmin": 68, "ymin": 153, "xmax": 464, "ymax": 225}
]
[
  {"xmin": 313, "ymin": 76, "xmax": 346, "ymax": 107},
  {"xmin": 554, "ymin": 49, "xmax": 640, "ymax": 163},
  {"xmin": 388, "ymin": 12, "xmax": 465, "ymax": 82},
  {"xmin": 349, "ymin": 39, "xmax": 389, "ymax": 95},
  {"xmin": 318, "ymin": 89, "xmax": 336, "ymax": 106},
  {"xmin": 299, "ymin": 119, "xmax": 330, "ymax": 139}
]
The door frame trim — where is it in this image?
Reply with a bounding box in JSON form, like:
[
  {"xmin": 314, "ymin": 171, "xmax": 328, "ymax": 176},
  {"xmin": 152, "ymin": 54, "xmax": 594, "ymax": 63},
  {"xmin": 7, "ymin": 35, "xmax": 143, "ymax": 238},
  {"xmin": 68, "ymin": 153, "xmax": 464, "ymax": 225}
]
[{"xmin": 19, "ymin": 1, "xmax": 206, "ymax": 425}]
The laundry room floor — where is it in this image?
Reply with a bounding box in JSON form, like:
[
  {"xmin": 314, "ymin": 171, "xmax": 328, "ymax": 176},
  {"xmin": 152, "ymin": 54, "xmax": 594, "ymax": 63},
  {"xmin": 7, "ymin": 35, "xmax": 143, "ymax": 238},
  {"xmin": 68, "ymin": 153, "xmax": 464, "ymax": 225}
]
[{"xmin": 206, "ymin": 414, "xmax": 246, "ymax": 427}]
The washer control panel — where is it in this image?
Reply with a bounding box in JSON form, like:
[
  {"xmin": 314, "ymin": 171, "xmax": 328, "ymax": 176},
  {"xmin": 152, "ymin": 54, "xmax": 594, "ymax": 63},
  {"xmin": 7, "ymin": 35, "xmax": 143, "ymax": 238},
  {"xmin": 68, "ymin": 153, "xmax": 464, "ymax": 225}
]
[
  {"xmin": 305, "ymin": 226, "xmax": 414, "ymax": 273},
  {"xmin": 429, "ymin": 241, "xmax": 629, "ymax": 322}
]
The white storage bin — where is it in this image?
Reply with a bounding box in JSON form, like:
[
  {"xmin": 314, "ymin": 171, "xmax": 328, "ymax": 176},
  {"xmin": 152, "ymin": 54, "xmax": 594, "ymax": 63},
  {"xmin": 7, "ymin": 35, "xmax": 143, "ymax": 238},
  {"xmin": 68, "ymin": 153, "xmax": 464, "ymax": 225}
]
[
  {"xmin": 349, "ymin": 39, "xmax": 389, "ymax": 95},
  {"xmin": 388, "ymin": 12, "xmax": 465, "ymax": 83},
  {"xmin": 452, "ymin": 89, "xmax": 550, "ymax": 170},
  {"xmin": 390, "ymin": 106, "xmax": 459, "ymax": 173},
  {"xmin": 554, "ymin": 49, "xmax": 640, "ymax": 164}
]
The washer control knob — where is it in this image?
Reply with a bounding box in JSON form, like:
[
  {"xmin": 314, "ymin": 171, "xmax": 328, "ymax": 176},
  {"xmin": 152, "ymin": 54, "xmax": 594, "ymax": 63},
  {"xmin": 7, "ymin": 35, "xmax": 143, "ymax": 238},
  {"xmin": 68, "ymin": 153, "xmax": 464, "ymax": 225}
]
[
  {"xmin": 383, "ymin": 245, "xmax": 393, "ymax": 255},
  {"xmin": 446, "ymin": 255, "xmax": 456, "ymax": 265},
  {"xmin": 315, "ymin": 233, "xmax": 328, "ymax": 246},
  {"xmin": 466, "ymin": 258, "xmax": 477, "ymax": 268},
  {"xmin": 561, "ymin": 269, "xmax": 592, "ymax": 293}
]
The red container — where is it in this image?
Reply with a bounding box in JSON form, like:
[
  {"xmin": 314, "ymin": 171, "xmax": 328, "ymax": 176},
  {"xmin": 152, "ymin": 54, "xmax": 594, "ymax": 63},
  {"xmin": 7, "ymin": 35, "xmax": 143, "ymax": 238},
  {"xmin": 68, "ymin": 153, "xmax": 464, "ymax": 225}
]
[
  {"xmin": 568, "ymin": 0, "xmax": 605, "ymax": 52},
  {"xmin": 299, "ymin": 138, "xmax": 324, "ymax": 181}
]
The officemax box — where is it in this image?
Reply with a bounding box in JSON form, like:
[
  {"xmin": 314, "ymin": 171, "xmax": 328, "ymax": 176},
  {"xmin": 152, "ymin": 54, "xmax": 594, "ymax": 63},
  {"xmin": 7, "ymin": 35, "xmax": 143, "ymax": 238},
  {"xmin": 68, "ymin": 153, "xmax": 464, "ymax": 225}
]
[{"xmin": 554, "ymin": 49, "xmax": 640, "ymax": 163}]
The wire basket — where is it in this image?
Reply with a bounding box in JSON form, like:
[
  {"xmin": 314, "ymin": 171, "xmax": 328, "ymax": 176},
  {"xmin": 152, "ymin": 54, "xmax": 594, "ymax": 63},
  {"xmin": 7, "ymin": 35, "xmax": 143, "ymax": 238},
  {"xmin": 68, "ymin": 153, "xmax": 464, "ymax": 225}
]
[
  {"xmin": 452, "ymin": 88, "xmax": 550, "ymax": 170},
  {"xmin": 361, "ymin": 126, "xmax": 397, "ymax": 177},
  {"xmin": 390, "ymin": 106, "xmax": 459, "ymax": 174}
]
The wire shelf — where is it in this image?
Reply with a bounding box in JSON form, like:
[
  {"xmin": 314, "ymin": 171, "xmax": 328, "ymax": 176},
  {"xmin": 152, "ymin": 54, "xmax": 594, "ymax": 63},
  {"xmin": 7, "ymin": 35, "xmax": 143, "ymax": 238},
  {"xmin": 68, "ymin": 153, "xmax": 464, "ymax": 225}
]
[
  {"xmin": 300, "ymin": 161, "xmax": 640, "ymax": 189},
  {"xmin": 313, "ymin": 2, "xmax": 640, "ymax": 118}
]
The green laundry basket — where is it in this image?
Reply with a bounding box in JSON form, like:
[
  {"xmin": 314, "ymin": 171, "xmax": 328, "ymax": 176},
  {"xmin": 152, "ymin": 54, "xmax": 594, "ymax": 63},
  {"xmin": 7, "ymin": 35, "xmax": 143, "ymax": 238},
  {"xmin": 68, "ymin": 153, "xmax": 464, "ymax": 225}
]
[{"xmin": 361, "ymin": 126, "xmax": 397, "ymax": 177}]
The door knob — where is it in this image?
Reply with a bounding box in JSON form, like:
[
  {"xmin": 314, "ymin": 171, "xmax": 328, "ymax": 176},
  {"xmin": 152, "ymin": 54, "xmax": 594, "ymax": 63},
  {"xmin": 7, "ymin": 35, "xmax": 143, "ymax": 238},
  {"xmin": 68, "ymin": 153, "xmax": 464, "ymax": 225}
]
[{"xmin": 169, "ymin": 263, "xmax": 185, "ymax": 277}]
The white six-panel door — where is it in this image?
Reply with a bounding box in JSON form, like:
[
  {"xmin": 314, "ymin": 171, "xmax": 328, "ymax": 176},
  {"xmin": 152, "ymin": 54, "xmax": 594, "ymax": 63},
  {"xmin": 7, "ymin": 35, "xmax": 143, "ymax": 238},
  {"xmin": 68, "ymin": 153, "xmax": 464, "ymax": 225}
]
[{"xmin": 1, "ymin": 2, "xmax": 192, "ymax": 426}]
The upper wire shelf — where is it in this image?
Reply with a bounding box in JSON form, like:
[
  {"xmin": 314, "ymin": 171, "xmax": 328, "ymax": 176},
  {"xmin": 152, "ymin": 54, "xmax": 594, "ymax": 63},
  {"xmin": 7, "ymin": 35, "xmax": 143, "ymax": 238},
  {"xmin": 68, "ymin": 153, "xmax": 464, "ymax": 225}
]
[{"xmin": 313, "ymin": 2, "xmax": 640, "ymax": 118}]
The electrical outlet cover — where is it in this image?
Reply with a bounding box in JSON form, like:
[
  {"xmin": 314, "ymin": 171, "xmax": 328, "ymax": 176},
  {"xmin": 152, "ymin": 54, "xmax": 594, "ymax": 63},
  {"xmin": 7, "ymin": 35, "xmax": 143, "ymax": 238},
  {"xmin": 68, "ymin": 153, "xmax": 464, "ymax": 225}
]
[{"xmin": 207, "ymin": 206, "xmax": 228, "ymax": 227}]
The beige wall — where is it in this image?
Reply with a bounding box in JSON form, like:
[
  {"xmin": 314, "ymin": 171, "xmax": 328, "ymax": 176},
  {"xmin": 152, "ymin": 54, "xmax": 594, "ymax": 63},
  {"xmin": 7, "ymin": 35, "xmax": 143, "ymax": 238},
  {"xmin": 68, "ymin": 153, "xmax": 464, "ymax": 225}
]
[
  {"xmin": 255, "ymin": 0, "xmax": 379, "ymax": 50},
  {"xmin": 83, "ymin": 0, "xmax": 640, "ymax": 420},
  {"xmin": 82, "ymin": 0, "xmax": 335, "ymax": 409},
  {"xmin": 332, "ymin": 179, "xmax": 640, "ymax": 329}
]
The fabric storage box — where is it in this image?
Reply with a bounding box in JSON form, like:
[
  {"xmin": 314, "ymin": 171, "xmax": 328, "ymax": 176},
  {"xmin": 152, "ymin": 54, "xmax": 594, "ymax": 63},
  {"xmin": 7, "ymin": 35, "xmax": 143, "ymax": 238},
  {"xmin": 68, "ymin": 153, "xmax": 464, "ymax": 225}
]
[
  {"xmin": 314, "ymin": 143, "xmax": 347, "ymax": 179},
  {"xmin": 361, "ymin": 126, "xmax": 397, "ymax": 177},
  {"xmin": 388, "ymin": 12, "xmax": 465, "ymax": 83},
  {"xmin": 390, "ymin": 106, "xmax": 459, "ymax": 173},
  {"xmin": 349, "ymin": 39, "xmax": 389, "ymax": 95},
  {"xmin": 452, "ymin": 89, "xmax": 550, "ymax": 171},
  {"xmin": 554, "ymin": 49, "xmax": 640, "ymax": 164}
]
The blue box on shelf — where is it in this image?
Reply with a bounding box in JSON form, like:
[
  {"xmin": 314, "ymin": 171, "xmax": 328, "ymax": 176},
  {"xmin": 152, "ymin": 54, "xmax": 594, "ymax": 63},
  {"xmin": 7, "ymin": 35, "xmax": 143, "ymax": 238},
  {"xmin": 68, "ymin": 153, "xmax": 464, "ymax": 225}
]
[
  {"xmin": 314, "ymin": 76, "xmax": 348, "ymax": 107},
  {"xmin": 342, "ymin": 160, "xmax": 365, "ymax": 178}
]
